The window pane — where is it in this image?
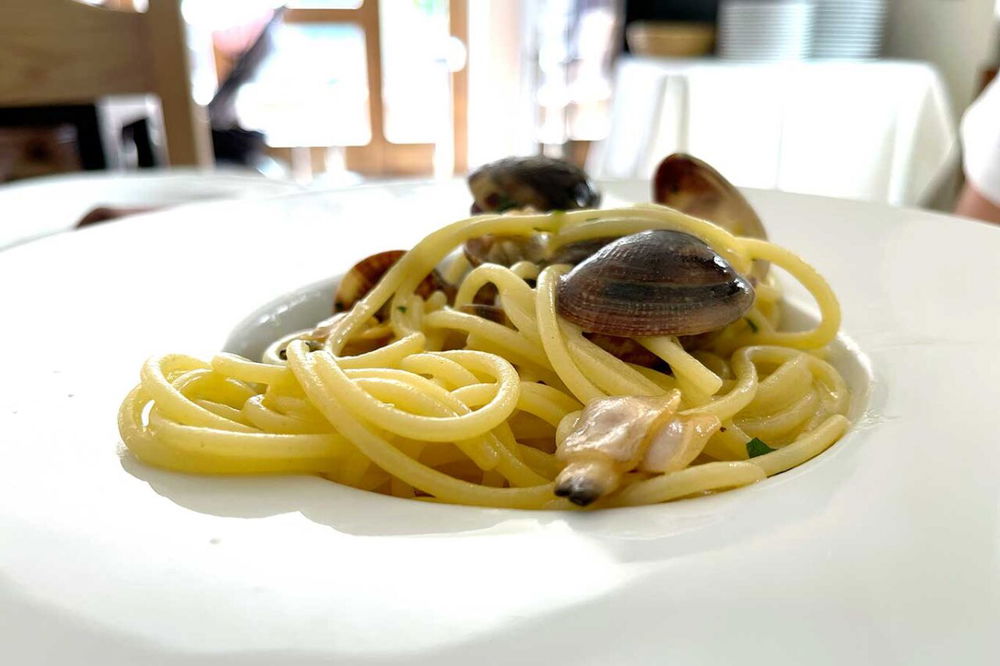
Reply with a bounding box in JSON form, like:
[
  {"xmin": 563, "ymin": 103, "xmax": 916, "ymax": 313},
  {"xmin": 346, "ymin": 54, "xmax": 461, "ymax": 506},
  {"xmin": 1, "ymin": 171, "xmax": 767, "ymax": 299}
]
[
  {"xmin": 235, "ymin": 22, "xmax": 371, "ymax": 147},
  {"xmin": 379, "ymin": 0, "xmax": 451, "ymax": 144}
]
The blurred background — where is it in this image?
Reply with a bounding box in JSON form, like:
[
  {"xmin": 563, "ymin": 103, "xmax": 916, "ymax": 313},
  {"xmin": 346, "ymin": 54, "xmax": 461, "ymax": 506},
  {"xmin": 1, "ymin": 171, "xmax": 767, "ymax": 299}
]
[{"xmin": 1, "ymin": 0, "xmax": 998, "ymax": 244}]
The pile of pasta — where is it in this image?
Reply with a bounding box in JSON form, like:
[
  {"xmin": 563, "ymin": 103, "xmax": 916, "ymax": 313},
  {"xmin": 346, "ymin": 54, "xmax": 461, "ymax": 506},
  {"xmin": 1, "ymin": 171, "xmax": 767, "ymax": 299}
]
[{"xmin": 119, "ymin": 204, "xmax": 850, "ymax": 509}]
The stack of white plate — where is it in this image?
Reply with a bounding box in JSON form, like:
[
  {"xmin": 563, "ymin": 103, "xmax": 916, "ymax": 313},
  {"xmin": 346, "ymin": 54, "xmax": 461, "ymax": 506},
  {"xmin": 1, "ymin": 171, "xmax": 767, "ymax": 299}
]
[
  {"xmin": 812, "ymin": 0, "xmax": 887, "ymax": 58},
  {"xmin": 718, "ymin": 0, "xmax": 816, "ymax": 61}
]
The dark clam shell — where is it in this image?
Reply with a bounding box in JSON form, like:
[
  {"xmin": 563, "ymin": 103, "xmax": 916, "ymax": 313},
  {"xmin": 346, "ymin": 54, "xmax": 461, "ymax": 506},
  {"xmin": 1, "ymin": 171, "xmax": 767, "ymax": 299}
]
[
  {"xmin": 556, "ymin": 230, "xmax": 755, "ymax": 337},
  {"xmin": 468, "ymin": 156, "xmax": 601, "ymax": 213}
]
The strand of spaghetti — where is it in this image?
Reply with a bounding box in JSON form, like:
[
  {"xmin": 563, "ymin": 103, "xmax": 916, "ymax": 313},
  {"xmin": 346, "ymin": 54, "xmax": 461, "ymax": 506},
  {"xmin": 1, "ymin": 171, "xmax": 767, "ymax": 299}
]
[
  {"xmin": 443, "ymin": 252, "xmax": 470, "ymax": 284},
  {"xmin": 174, "ymin": 371, "xmax": 257, "ymax": 408},
  {"xmin": 326, "ymin": 212, "xmax": 566, "ymax": 353},
  {"xmin": 555, "ymin": 410, "xmax": 581, "ymax": 446},
  {"xmin": 628, "ymin": 364, "xmax": 678, "ymax": 392},
  {"xmin": 515, "ymin": 445, "xmax": 561, "ymax": 479},
  {"xmin": 803, "ymin": 354, "xmax": 851, "ymax": 415},
  {"xmin": 212, "ymin": 352, "xmax": 295, "ymax": 386},
  {"xmin": 741, "ymin": 356, "xmax": 812, "ymax": 416},
  {"xmin": 638, "ymin": 336, "xmax": 723, "ymax": 396},
  {"xmin": 608, "ymin": 461, "xmax": 766, "ymax": 506},
  {"xmin": 748, "ymin": 415, "xmax": 850, "ymax": 476},
  {"xmin": 703, "ymin": 421, "xmax": 752, "ymax": 460},
  {"xmin": 691, "ymin": 351, "xmax": 732, "ymax": 379},
  {"xmin": 454, "ymin": 263, "xmax": 536, "ymax": 308},
  {"xmin": 350, "ymin": 376, "xmax": 506, "ymax": 472},
  {"xmin": 423, "ymin": 309, "xmax": 548, "ymax": 367},
  {"xmin": 337, "ymin": 452, "xmax": 372, "ymax": 486},
  {"xmin": 320, "ymin": 349, "xmax": 545, "ymax": 486},
  {"xmin": 452, "ymin": 381, "xmax": 579, "ymax": 432},
  {"xmin": 738, "ymin": 237, "xmax": 841, "ymax": 349},
  {"xmin": 193, "ymin": 400, "xmax": 249, "ymax": 424},
  {"xmin": 536, "ymin": 265, "xmax": 605, "ymax": 404},
  {"xmin": 310, "ymin": 351, "xmax": 519, "ymax": 442},
  {"xmin": 264, "ymin": 393, "xmax": 328, "ymax": 424},
  {"xmin": 336, "ymin": 332, "xmax": 427, "ymax": 369},
  {"xmin": 462, "ymin": 334, "xmax": 565, "ymax": 388},
  {"xmin": 147, "ymin": 409, "xmax": 351, "ymax": 460},
  {"xmin": 118, "ymin": 388, "xmax": 347, "ymax": 474},
  {"xmin": 510, "ymin": 260, "xmax": 540, "ymax": 280},
  {"xmin": 737, "ymin": 389, "xmax": 819, "ymax": 441},
  {"xmin": 240, "ymin": 394, "xmax": 333, "ymax": 434},
  {"xmin": 682, "ymin": 346, "xmax": 759, "ymax": 420},
  {"xmin": 517, "ymin": 382, "xmax": 583, "ymax": 426},
  {"xmin": 286, "ymin": 342, "xmax": 556, "ymax": 508},
  {"xmin": 140, "ymin": 356, "xmax": 257, "ymax": 432},
  {"xmin": 399, "ymin": 353, "xmax": 480, "ymax": 389},
  {"xmin": 564, "ymin": 328, "xmax": 664, "ymax": 396}
]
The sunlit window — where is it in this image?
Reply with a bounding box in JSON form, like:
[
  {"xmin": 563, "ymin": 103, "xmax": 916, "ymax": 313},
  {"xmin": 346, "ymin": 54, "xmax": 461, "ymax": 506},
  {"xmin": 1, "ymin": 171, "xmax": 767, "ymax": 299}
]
[
  {"xmin": 235, "ymin": 22, "xmax": 371, "ymax": 147},
  {"xmin": 379, "ymin": 0, "xmax": 453, "ymax": 144}
]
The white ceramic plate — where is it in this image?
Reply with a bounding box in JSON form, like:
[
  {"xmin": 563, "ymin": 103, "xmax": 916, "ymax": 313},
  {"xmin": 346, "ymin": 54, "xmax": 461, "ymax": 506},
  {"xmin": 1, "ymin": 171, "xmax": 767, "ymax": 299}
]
[
  {"xmin": 0, "ymin": 168, "xmax": 303, "ymax": 251},
  {"xmin": 2, "ymin": 179, "xmax": 999, "ymax": 665}
]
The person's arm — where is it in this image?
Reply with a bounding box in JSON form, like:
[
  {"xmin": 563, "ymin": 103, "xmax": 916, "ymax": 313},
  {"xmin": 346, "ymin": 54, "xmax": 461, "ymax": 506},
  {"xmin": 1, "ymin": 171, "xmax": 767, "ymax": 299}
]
[
  {"xmin": 955, "ymin": 183, "xmax": 1000, "ymax": 224},
  {"xmin": 957, "ymin": 76, "xmax": 1000, "ymax": 224}
]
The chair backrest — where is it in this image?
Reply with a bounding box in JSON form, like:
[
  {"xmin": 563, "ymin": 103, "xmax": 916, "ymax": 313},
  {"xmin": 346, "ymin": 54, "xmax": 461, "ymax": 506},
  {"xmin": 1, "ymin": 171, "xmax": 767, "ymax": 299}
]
[{"xmin": 0, "ymin": 0, "xmax": 212, "ymax": 166}]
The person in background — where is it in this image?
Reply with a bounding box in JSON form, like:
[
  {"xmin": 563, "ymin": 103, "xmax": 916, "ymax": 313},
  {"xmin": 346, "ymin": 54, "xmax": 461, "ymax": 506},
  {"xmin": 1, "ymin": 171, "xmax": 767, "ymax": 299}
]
[{"xmin": 956, "ymin": 76, "xmax": 1000, "ymax": 224}]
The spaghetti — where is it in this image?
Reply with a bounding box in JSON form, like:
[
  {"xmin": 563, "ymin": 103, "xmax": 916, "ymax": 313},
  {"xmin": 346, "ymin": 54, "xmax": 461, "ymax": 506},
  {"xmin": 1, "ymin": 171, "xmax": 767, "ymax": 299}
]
[{"xmin": 118, "ymin": 204, "xmax": 850, "ymax": 509}]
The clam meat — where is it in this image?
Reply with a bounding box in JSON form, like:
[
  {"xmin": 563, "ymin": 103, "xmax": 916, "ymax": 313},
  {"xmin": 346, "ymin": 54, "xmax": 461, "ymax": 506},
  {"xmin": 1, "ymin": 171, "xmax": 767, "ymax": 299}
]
[{"xmin": 555, "ymin": 391, "xmax": 681, "ymax": 506}]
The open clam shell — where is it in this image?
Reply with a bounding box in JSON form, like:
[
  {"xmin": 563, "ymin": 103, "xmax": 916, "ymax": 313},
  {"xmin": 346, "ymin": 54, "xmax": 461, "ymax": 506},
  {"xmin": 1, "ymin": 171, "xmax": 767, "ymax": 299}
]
[
  {"xmin": 334, "ymin": 250, "xmax": 453, "ymax": 315},
  {"xmin": 654, "ymin": 153, "xmax": 768, "ymax": 280}
]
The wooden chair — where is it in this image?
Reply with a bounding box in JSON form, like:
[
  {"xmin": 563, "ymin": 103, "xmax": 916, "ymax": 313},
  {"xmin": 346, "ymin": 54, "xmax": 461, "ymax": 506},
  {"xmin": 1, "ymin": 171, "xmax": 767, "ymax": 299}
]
[{"xmin": 0, "ymin": 0, "xmax": 212, "ymax": 167}]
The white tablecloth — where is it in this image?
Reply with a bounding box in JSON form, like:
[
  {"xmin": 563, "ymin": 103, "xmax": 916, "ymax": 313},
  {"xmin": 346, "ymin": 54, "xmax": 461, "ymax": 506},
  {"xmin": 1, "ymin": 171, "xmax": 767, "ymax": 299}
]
[{"xmin": 590, "ymin": 57, "xmax": 959, "ymax": 206}]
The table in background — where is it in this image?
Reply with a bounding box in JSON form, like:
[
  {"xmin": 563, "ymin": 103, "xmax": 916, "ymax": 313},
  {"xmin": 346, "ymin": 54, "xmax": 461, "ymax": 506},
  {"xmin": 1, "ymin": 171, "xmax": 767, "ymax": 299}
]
[{"xmin": 590, "ymin": 57, "xmax": 958, "ymax": 207}]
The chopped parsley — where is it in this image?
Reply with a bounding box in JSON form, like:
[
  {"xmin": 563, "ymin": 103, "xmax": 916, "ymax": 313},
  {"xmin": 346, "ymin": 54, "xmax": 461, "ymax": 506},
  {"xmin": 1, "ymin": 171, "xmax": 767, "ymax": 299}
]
[
  {"xmin": 746, "ymin": 437, "xmax": 776, "ymax": 458},
  {"xmin": 745, "ymin": 317, "xmax": 759, "ymax": 334},
  {"xmin": 396, "ymin": 305, "xmax": 407, "ymax": 313}
]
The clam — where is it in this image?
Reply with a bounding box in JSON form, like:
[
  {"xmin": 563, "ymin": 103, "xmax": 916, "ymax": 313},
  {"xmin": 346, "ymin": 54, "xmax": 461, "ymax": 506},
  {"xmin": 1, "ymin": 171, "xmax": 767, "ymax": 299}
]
[
  {"xmin": 654, "ymin": 153, "xmax": 768, "ymax": 280},
  {"xmin": 468, "ymin": 155, "xmax": 601, "ymax": 214},
  {"xmin": 654, "ymin": 154, "xmax": 766, "ymax": 239},
  {"xmin": 334, "ymin": 250, "xmax": 453, "ymax": 314},
  {"xmin": 556, "ymin": 229, "xmax": 755, "ymax": 337}
]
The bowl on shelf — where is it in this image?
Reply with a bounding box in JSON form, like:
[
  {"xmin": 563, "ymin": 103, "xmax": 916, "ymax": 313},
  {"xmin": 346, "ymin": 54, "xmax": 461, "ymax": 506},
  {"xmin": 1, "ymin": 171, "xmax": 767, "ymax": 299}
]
[{"xmin": 626, "ymin": 21, "xmax": 716, "ymax": 58}]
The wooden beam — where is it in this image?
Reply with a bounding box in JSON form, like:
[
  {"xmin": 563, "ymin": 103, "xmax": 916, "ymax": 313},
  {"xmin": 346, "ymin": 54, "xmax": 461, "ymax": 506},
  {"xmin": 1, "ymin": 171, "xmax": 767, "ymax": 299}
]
[
  {"xmin": 284, "ymin": 8, "xmax": 362, "ymax": 24},
  {"xmin": 450, "ymin": 0, "xmax": 469, "ymax": 174},
  {"xmin": 144, "ymin": 0, "xmax": 213, "ymax": 166},
  {"xmin": 0, "ymin": 0, "xmax": 151, "ymax": 105}
]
